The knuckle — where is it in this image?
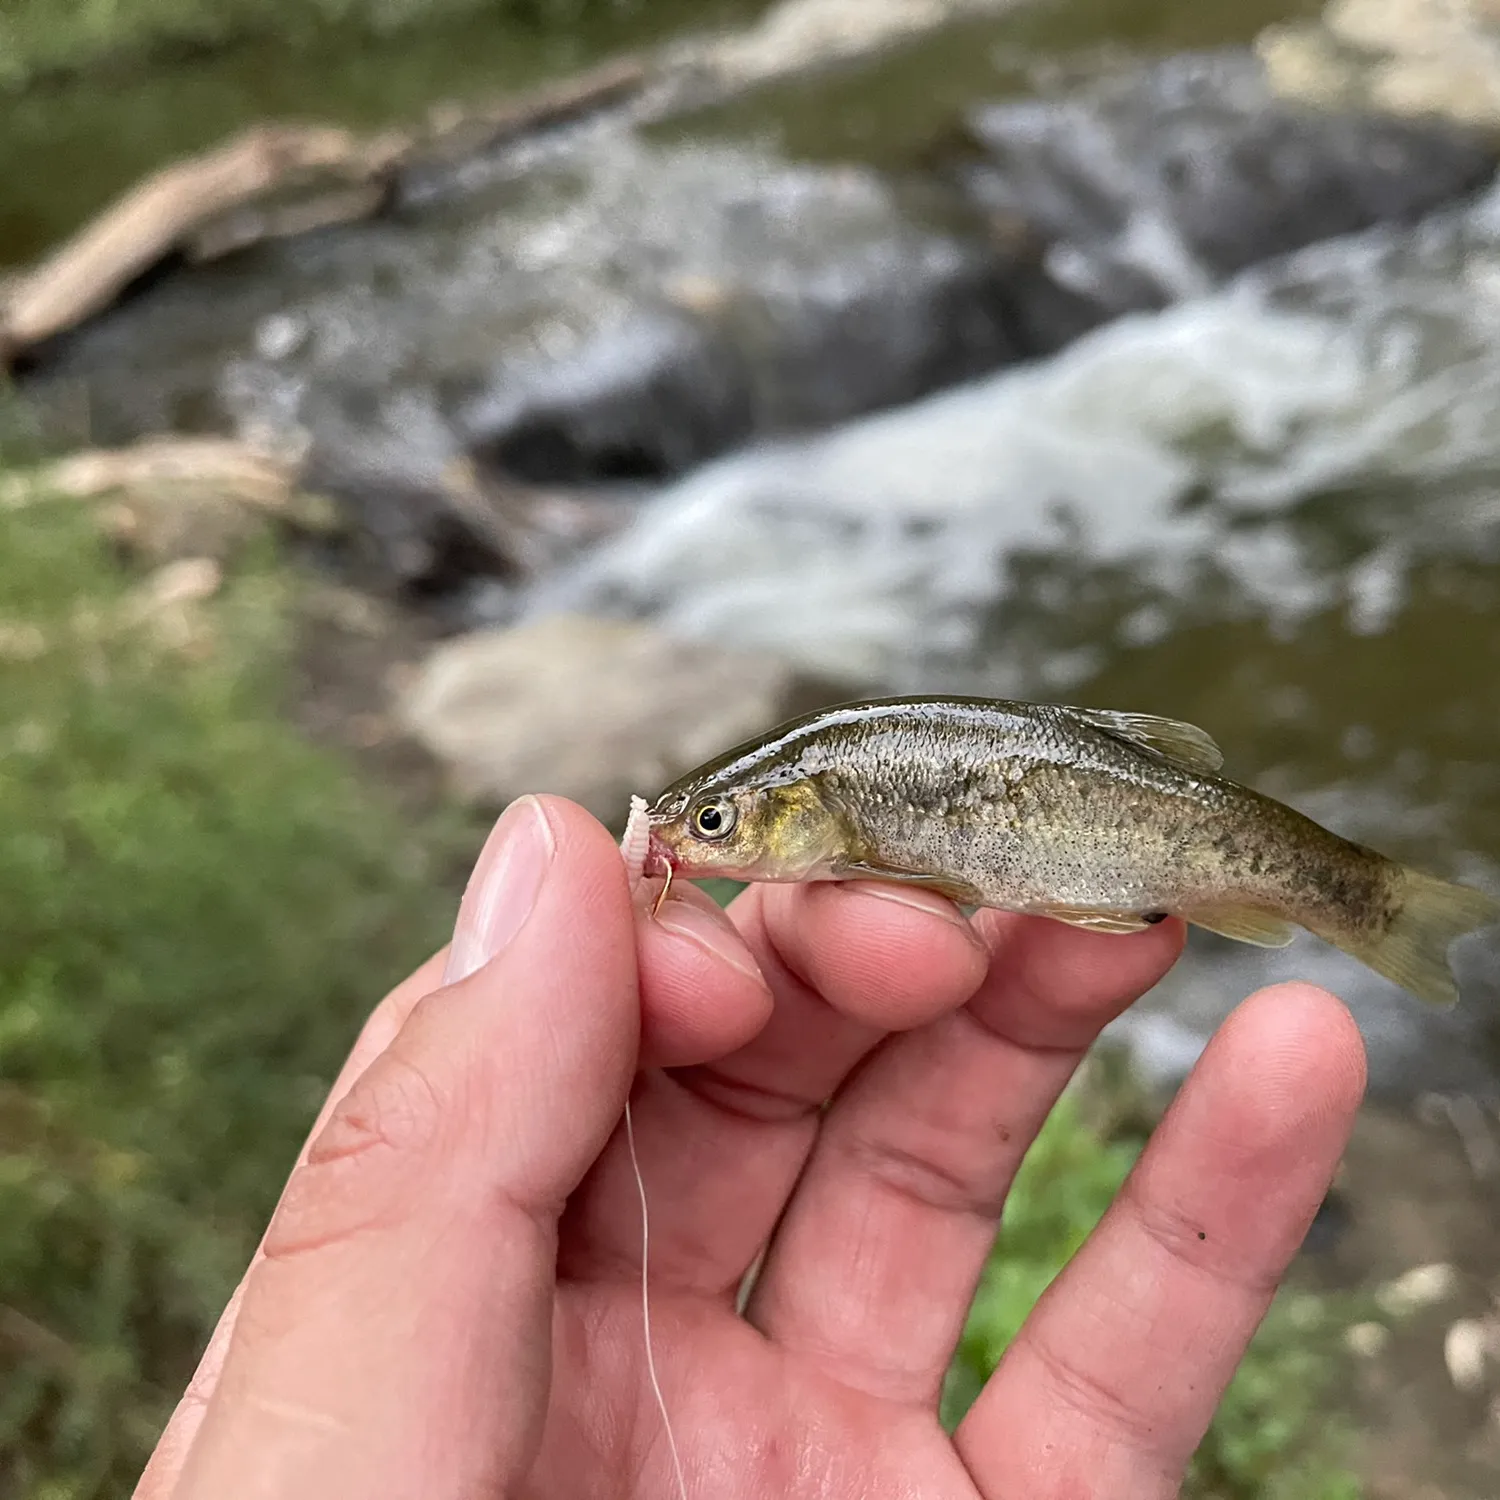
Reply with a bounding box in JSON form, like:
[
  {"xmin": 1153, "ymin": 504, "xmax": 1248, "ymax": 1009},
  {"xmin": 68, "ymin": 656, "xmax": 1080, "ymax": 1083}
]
[
  {"xmin": 842, "ymin": 1132, "xmax": 1008, "ymax": 1222},
  {"xmin": 1130, "ymin": 1184, "xmax": 1281, "ymax": 1299},
  {"xmin": 263, "ymin": 1049, "xmax": 449, "ymax": 1261},
  {"xmin": 1028, "ymin": 1328, "xmax": 1163, "ymax": 1450},
  {"xmin": 309, "ymin": 1048, "xmax": 446, "ymax": 1165}
]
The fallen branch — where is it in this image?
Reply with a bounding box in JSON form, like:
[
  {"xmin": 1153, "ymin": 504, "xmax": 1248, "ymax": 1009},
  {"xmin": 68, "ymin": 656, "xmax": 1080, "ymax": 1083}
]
[
  {"xmin": 407, "ymin": 54, "xmax": 649, "ymax": 176},
  {"xmin": 0, "ymin": 56, "xmax": 653, "ymax": 367},
  {"xmin": 10, "ymin": 436, "xmax": 302, "ymax": 513},
  {"xmin": 0, "ymin": 125, "xmax": 406, "ymax": 360}
]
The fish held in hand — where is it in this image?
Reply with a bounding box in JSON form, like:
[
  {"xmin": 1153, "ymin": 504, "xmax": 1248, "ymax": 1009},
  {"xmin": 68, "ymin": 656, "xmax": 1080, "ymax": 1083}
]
[{"xmin": 643, "ymin": 696, "xmax": 1500, "ymax": 1009}]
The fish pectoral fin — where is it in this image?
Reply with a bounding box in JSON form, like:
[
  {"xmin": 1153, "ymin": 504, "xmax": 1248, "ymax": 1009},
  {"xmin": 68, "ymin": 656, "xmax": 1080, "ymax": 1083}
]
[
  {"xmin": 1037, "ymin": 906, "xmax": 1160, "ymax": 934},
  {"xmin": 836, "ymin": 858, "xmax": 985, "ymax": 906},
  {"xmin": 1064, "ymin": 706, "xmax": 1225, "ymax": 775},
  {"xmin": 1186, "ymin": 903, "xmax": 1299, "ymax": 948}
]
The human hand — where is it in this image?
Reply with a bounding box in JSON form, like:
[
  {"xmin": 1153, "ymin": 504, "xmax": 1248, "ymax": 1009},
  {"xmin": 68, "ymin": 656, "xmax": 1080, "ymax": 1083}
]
[{"xmin": 136, "ymin": 793, "xmax": 1366, "ymax": 1499}]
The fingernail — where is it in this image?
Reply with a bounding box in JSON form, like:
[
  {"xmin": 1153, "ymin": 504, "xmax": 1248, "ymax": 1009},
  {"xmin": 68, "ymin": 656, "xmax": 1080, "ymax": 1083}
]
[
  {"xmin": 849, "ymin": 880, "xmax": 972, "ymax": 928},
  {"xmin": 654, "ymin": 900, "xmax": 765, "ymax": 984},
  {"xmin": 445, "ymin": 796, "xmax": 556, "ymax": 984}
]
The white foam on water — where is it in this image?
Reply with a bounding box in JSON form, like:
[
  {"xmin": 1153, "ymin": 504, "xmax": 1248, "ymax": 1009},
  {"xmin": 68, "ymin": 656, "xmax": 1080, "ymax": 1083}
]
[{"xmin": 526, "ymin": 178, "xmax": 1500, "ymax": 696}]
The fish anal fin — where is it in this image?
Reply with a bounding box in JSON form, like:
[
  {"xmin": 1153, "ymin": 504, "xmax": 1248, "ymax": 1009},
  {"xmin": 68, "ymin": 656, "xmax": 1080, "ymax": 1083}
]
[
  {"xmin": 1187, "ymin": 903, "xmax": 1298, "ymax": 948},
  {"xmin": 836, "ymin": 858, "xmax": 985, "ymax": 907},
  {"xmin": 1066, "ymin": 706, "xmax": 1225, "ymax": 774},
  {"xmin": 1038, "ymin": 906, "xmax": 1159, "ymax": 935}
]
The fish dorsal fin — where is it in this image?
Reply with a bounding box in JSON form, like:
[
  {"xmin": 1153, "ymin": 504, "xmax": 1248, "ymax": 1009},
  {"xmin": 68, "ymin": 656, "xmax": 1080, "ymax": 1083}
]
[
  {"xmin": 1064, "ymin": 706, "xmax": 1225, "ymax": 774},
  {"xmin": 1187, "ymin": 903, "xmax": 1298, "ymax": 948}
]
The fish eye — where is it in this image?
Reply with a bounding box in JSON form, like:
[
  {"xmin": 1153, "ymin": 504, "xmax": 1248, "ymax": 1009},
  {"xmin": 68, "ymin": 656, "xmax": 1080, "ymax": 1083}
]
[{"xmin": 689, "ymin": 798, "xmax": 737, "ymax": 841}]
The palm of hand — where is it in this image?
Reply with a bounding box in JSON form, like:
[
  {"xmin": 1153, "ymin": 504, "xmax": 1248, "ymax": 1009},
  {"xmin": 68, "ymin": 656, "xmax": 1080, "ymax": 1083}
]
[{"xmin": 533, "ymin": 1291, "xmax": 980, "ymax": 1498}]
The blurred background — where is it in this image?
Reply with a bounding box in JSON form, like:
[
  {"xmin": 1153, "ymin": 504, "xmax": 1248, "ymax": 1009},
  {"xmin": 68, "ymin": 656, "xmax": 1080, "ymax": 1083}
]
[{"xmin": 4, "ymin": 0, "xmax": 1500, "ymax": 1494}]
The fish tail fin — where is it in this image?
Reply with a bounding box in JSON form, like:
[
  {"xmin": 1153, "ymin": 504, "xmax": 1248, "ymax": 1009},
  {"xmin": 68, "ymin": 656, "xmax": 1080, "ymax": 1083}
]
[{"xmin": 1338, "ymin": 867, "xmax": 1500, "ymax": 1008}]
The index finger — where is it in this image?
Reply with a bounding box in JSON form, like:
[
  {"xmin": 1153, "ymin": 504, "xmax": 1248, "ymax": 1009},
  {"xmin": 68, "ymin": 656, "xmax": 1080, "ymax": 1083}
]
[{"xmin": 956, "ymin": 981, "xmax": 1366, "ymax": 1499}]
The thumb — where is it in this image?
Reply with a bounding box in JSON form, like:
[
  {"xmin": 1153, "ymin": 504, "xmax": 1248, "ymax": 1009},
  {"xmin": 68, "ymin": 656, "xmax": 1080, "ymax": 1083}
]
[{"xmin": 172, "ymin": 795, "xmax": 640, "ymax": 1500}]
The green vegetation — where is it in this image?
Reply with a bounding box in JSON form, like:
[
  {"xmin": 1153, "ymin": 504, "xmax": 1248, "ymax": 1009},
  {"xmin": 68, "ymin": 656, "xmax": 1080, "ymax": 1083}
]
[
  {"xmin": 0, "ymin": 0, "xmax": 676, "ymax": 91},
  {"xmin": 0, "ymin": 492, "xmax": 462, "ymax": 1496},
  {"xmin": 0, "ymin": 466, "xmax": 1361, "ymax": 1498},
  {"xmin": 947, "ymin": 1088, "xmax": 1365, "ymax": 1500}
]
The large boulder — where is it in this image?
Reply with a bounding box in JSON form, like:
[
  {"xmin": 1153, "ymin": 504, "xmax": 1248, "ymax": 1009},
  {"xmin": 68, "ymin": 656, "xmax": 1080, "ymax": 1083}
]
[
  {"xmin": 1260, "ymin": 0, "xmax": 1500, "ymax": 130},
  {"xmin": 951, "ymin": 49, "xmax": 1497, "ymax": 331},
  {"xmin": 394, "ymin": 614, "xmax": 851, "ymax": 820}
]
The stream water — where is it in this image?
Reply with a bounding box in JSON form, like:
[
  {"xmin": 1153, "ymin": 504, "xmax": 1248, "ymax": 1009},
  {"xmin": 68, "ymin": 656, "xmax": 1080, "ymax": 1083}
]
[{"xmin": 12, "ymin": 0, "xmax": 1500, "ymax": 1101}]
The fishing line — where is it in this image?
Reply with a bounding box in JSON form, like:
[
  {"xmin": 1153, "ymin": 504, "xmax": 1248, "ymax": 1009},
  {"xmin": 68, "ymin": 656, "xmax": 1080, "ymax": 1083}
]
[
  {"xmin": 619, "ymin": 795, "xmax": 689, "ymax": 1500},
  {"xmin": 625, "ymin": 1094, "xmax": 689, "ymax": 1500}
]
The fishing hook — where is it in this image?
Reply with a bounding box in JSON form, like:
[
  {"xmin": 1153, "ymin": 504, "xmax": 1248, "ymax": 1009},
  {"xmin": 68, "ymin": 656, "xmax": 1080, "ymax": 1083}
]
[{"xmin": 651, "ymin": 860, "xmax": 675, "ymax": 917}]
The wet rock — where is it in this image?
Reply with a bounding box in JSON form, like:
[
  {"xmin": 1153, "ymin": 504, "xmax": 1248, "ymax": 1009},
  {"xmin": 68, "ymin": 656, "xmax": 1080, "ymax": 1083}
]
[
  {"xmin": 457, "ymin": 306, "xmax": 754, "ymax": 485},
  {"xmin": 952, "ymin": 50, "xmax": 1497, "ymax": 324},
  {"xmin": 1261, "ymin": 0, "xmax": 1500, "ymax": 130},
  {"xmin": 434, "ymin": 143, "xmax": 1045, "ymax": 483},
  {"xmin": 456, "ymin": 240, "xmax": 1043, "ymax": 486},
  {"xmin": 1346, "ymin": 1321, "xmax": 1393, "ymax": 1357},
  {"xmin": 1443, "ymin": 1317, "xmax": 1495, "ymax": 1392},
  {"xmin": 1377, "ymin": 1262, "xmax": 1462, "ymax": 1315},
  {"xmin": 22, "ymin": 134, "xmax": 1035, "ymax": 520},
  {"xmin": 394, "ymin": 614, "xmax": 850, "ymax": 820}
]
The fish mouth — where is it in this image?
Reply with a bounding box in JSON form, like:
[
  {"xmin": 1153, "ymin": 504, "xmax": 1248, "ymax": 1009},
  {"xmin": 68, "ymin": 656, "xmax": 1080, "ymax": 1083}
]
[{"xmin": 642, "ymin": 827, "xmax": 674, "ymax": 879}]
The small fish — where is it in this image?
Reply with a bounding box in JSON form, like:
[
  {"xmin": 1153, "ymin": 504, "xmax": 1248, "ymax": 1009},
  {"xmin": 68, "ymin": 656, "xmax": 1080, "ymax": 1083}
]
[{"xmin": 642, "ymin": 696, "xmax": 1500, "ymax": 1008}]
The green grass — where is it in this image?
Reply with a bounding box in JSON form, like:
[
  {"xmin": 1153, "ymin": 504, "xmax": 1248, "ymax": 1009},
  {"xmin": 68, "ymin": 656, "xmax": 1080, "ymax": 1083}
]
[
  {"xmin": 0, "ymin": 0, "xmax": 657, "ymax": 91},
  {"xmin": 943, "ymin": 1087, "xmax": 1364, "ymax": 1499},
  {"xmin": 0, "ymin": 491, "xmax": 461, "ymax": 1497},
  {"xmin": 0, "ymin": 467, "xmax": 1361, "ymax": 1498}
]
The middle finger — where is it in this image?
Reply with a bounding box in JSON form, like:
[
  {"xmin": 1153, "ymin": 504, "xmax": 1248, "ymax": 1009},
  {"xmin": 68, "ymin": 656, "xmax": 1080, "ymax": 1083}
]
[{"xmin": 557, "ymin": 878, "xmax": 991, "ymax": 1293}]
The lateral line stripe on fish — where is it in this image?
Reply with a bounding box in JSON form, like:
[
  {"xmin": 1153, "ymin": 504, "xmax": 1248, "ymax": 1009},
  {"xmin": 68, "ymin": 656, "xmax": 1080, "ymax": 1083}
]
[{"xmin": 625, "ymin": 1095, "xmax": 688, "ymax": 1500}]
